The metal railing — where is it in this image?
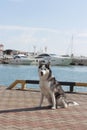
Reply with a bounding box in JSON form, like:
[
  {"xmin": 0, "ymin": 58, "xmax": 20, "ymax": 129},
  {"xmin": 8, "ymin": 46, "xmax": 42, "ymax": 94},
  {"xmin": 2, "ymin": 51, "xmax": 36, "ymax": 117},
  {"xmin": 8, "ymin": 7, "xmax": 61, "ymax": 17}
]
[{"xmin": 7, "ymin": 79, "xmax": 87, "ymax": 93}]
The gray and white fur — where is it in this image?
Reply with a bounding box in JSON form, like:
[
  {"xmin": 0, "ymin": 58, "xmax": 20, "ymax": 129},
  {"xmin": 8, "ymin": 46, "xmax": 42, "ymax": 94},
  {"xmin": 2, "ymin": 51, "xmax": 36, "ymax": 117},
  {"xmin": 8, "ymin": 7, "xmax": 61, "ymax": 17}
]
[{"xmin": 38, "ymin": 62, "xmax": 79, "ymax": 109}]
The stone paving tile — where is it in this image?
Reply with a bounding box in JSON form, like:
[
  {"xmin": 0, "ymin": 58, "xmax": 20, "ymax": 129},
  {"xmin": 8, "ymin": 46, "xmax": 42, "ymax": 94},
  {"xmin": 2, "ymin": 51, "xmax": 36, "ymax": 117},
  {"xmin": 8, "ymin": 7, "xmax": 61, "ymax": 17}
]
[{"xmin": 0, "ymin": 87, "xmax": 87, "ymax": 130}]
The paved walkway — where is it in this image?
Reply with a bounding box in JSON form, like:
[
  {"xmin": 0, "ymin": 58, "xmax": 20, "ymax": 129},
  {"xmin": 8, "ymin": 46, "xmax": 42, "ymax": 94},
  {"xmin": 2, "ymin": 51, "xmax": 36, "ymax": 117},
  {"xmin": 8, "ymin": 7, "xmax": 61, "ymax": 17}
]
[{"xmin": 0, "ymin": 86, "xmax": 87, "ymax": 130}]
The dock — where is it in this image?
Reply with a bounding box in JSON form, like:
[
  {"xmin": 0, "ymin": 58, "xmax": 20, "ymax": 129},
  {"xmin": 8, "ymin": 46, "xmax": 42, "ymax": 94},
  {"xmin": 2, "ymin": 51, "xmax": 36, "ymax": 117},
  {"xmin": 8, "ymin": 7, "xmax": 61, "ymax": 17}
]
[{"xmin": 0, "ymin": 86, "xmax": 87, "ymax": 130}]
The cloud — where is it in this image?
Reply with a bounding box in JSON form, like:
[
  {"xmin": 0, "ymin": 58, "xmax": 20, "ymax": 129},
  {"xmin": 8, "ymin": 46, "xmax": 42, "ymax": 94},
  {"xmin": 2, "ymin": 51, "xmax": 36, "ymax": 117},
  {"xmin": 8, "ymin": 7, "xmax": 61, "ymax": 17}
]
[
  {"xmin": 77, "ymin": 32, "xmax": 87, "ymax": 37},
  {"xmin": 0, "ymin": 25, "xmax": 30, "ymax": 30},
  {"xmin": 0, "ymin": 25, "xmax": 60, "ymax": 33},
  {"xmin": 0, "ymin": 25, "xmax": 80, "ymax": 37},
  {"xmin": 1, "ymin": 25, "xmax": 87, "ymax": 55},
  {"xmin": 0, "ymin": 25, "xmax": 50, "ymax": 51}
]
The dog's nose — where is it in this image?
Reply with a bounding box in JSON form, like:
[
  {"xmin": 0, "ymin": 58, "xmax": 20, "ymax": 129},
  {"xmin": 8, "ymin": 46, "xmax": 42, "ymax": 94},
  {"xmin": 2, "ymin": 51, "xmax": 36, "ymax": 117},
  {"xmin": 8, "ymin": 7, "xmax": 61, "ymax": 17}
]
[{"xmin": 41, "ymin": 71, "xmax": 43, "ymax": 76}]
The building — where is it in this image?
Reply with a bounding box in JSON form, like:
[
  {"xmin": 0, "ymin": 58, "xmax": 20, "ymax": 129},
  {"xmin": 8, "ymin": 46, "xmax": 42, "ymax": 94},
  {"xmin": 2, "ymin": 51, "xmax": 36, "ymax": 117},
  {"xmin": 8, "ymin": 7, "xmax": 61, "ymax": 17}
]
[{"xmin": 0, "ymin": 44, "xmax": 4, "ymax": 58}]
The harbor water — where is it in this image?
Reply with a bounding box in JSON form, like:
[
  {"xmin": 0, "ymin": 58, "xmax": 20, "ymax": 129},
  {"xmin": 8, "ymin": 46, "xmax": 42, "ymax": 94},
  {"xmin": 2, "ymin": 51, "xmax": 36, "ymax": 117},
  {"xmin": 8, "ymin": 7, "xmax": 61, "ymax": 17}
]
[{"xmin": 0, "ymin": 64, "xmax": 87, "ymax": 92}]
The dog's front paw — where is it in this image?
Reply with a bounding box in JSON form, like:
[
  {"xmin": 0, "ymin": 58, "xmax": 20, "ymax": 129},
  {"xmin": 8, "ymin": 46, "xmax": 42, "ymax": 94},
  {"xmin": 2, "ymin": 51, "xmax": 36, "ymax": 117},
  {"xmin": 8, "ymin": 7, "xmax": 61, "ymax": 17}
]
[{"xmin": 51, "ymin": 106, "xmax": 56, "ymax": 110}]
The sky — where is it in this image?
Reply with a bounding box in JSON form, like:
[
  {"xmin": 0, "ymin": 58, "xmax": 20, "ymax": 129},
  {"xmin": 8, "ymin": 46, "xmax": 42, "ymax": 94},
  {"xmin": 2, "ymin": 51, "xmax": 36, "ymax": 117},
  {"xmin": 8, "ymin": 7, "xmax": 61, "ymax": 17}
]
[{"xmin": 1, "ymin": 0, "xmax": 87, "ymax": 56}]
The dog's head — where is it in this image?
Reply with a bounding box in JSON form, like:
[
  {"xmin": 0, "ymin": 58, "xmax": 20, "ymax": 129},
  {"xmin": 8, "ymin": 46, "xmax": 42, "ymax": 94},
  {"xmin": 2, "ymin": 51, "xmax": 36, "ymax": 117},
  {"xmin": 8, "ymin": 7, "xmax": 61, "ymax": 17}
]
[{"xmin": 38, "ymin": 61, "xmax": 52, "ymax": 80}]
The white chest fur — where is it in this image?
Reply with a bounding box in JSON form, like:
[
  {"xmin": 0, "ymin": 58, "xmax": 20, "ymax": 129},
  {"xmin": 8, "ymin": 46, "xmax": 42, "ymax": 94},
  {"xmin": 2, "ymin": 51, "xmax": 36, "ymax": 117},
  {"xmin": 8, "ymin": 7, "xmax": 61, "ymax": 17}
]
[{"xmin": 39, "ymin": 80, "xmax": 52, "ymax": 97}]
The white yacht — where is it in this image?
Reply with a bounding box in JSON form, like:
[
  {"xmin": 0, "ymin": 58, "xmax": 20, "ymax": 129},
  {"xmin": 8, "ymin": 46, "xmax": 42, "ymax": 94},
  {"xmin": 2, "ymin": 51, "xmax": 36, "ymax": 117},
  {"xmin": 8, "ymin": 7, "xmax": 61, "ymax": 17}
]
[
  {"xmin": 6, "ymin": 54, "xmax": 34, "ymax": 65},
  {"xmin": 32, "ymin": 53, "xmax": 72, "ymax": 66}
]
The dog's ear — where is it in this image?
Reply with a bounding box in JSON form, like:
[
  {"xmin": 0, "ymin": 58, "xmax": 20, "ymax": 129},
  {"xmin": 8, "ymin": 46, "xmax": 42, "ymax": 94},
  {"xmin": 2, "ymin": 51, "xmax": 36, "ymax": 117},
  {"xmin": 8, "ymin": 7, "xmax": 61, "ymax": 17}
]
[
  {"xmin": 38, "ymin": 60, "xmax": 46, "ymax": 66},
  {"xmin": 38, "ymin": 60, "xmax": 44, "ymax": 68},
  {"xmin": 38, "ymin": 60, "xmax": 42, "ymax": 68},
  {"xmin": 46, "ymin": 61, "xmax": 51, "ymax": 68}
]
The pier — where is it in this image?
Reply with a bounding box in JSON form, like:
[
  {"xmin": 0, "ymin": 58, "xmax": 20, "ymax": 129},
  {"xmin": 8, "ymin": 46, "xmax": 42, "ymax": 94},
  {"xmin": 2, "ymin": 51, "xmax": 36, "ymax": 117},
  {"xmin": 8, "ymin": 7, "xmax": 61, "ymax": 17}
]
[{"xmin": 0, "ymin": 86, "xmax": 87, "ymax": 130}]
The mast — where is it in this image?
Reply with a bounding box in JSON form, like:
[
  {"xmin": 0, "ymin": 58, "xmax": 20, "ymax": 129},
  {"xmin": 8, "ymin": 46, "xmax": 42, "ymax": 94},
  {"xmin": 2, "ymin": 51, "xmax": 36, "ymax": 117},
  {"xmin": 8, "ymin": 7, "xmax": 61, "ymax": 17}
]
[{"xmin": 71, "ymin": 35, "xmax": 74, "ymax": 57}]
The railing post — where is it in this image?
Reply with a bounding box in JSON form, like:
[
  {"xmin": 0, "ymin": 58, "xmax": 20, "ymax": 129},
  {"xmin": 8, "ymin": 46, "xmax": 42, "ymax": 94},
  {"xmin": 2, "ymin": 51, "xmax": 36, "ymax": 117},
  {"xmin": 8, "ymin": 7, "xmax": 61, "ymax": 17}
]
[{"xmin": 70, "ymin": 85, "xmax": 74, "ymax": 93}]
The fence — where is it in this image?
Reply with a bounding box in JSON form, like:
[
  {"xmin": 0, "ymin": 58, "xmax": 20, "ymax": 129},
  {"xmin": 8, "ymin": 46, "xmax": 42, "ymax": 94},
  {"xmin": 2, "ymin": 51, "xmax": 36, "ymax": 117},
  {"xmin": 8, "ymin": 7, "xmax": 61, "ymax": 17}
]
[{"xmin": 7, "ymin": 79, "xmax": 87, "ymax": 93}]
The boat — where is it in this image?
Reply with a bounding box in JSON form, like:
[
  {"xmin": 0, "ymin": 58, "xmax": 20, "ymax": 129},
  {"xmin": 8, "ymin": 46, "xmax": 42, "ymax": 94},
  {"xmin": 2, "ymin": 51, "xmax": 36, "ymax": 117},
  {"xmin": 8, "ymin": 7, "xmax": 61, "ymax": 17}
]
[
  {"xmin": 70, "ymin": 56, "xmax": 87, "ymax": 66},
  {"xmin": 32, "ymin": 53, "xmax": 72, "ymax": 66},
  {"xmin": 4, "ymin": 54, "xmax": 34, "ymax": 65}
]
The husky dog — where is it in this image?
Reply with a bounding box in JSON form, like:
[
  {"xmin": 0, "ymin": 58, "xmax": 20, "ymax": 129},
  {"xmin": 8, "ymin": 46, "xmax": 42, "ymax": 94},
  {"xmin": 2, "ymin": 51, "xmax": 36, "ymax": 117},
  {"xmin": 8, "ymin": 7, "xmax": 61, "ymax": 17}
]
[{"xmin": 38, "ymin": 62, "xmax": 79, "ymax": 109}]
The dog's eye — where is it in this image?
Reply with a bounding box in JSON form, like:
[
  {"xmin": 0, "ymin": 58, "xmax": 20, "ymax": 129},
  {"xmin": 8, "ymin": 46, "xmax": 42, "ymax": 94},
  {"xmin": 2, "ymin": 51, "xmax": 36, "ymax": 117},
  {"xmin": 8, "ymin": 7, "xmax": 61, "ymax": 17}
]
[{"xmin": 41, "ymin": 68, "xmax": 46, "ymax": 70}]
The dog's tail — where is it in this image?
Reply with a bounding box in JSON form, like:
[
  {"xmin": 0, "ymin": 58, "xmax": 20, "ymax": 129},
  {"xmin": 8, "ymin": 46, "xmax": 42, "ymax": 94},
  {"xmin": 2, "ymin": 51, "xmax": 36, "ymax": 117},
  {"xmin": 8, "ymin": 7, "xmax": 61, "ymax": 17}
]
[{"xmin": 67, "ymin": 101, "xmax": 79, "ymax": 106}]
